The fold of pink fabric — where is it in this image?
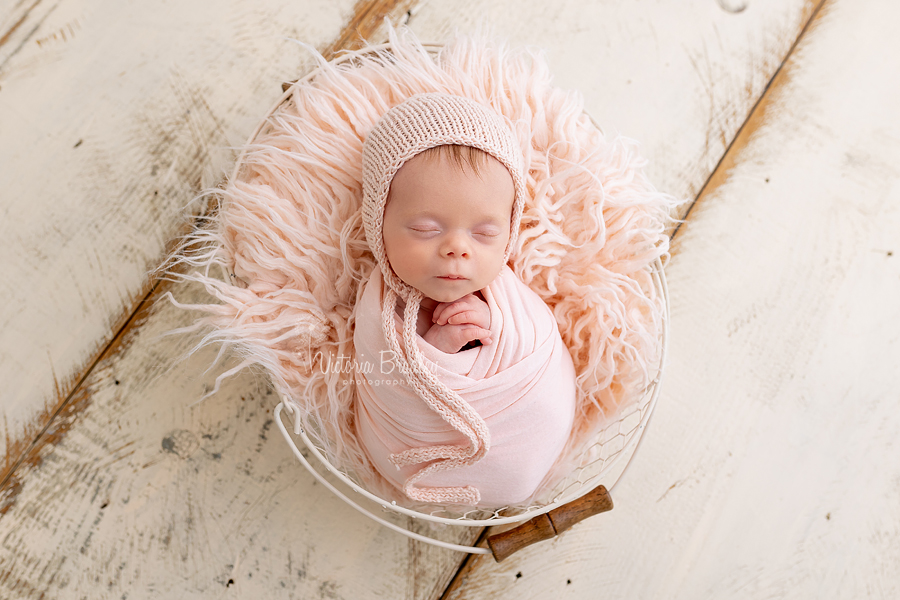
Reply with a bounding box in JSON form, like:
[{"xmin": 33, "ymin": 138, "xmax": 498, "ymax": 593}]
[{"xmin": 354, "ymin": 266, "xmax": 576, "ymax": 507}]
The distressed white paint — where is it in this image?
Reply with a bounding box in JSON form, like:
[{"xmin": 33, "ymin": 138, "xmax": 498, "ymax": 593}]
[
  {"xmin": 0, "ymin": 285, "xmax": 479, "ymax": 598},
  {"xmin": 0, "ymin": 0, "xmax": 356, "ymax": 467},
  {"xmin": 0, "ymin": 0, "xmax": 849, "ymax": 598},
  {"xmin": 0, "ymin": 0, "xmax": 812, "ymax": 466},
  {"xmin": 444, "ymin": 1, "xmax": 900, "ymax": 598},
  {"xmin": 408, "ymin": 0, "xmax": 815, "ymax": 206}
]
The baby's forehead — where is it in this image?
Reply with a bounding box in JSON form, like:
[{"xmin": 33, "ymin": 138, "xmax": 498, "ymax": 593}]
[
  {"xmin": 396, "ymin": 146, "xmax": 513, "ymax": 184},
  {"xmin": 389, "ymin": 149, "xmax": 516, "ymax": 212}
]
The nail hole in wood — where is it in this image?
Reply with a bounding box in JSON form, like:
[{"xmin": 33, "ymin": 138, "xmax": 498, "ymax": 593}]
[
  {"xmin": 717, "ymin": 0, "xmax": 748, "ymax": 13},
  {"xmin": 567, "ymin": 579, "xmax": 572, "ymax": 585},
  {"xmin": 226, "ymin": 578, "xmax": 234, "ymax": 587},
  {"xmin": 515, "ymin": 572, "xmax": 522, "ymax": 579}
]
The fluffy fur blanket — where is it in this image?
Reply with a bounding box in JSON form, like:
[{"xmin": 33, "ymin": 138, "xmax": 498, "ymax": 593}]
[{"xmin": 171, "ymin": 26, "xmax": 675, "ymax": 508}]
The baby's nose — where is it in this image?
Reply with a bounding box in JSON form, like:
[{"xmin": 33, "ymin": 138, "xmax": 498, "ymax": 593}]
[{"xmin": 441, "ymin": 233, "xmax": 470, "ymax": 258}]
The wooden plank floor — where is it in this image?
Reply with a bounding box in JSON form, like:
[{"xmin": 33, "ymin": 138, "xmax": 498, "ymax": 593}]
[
  {"xmin": 441, "ymin": 0, "xmax": 900, "ymax": 598},
  {"xmin": 0, "ymin": 0, "xmax": 360, "ymax": 481},
  {"xmin": 3, "ymin": 0, "xmax": 899, "ymax": 598}
]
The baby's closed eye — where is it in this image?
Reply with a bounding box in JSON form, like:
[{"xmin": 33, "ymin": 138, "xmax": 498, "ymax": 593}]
[
  {"xmin": 408, "ymin": 221, "xmax": 441, "ymax": 236},
  {"xmin": 473, "ymin": 225, "xmax": 501, "ymax": 238}
]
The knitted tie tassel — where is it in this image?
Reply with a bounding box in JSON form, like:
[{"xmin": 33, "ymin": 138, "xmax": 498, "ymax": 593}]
[
  {"xmin": 169, "ymin": 27, "xmax": 676, "ymax": 510},
  {"xmin": 361, "ymin": 93, "xmax": 527, "ymax": 504}
]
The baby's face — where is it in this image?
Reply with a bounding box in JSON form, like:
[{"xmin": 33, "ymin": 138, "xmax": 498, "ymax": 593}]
[{"xmin": 382, "ymin": 151, "xmax": 515, "ymax": 303}]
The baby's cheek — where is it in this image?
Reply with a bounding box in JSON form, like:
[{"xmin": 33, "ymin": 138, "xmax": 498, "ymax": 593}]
[
  {"xmin": 401, "ymin": 248, "xmax": 427, "ymax": 277},
  {"xmin": 393, "ymin": 246, "xmax": 429, "ymax": 285}
]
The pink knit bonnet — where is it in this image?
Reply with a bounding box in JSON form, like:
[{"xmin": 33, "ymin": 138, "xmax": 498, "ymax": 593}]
[
  {"xmin": 360, "ymin": 93, "xmax": 527, "ymax": 505},
  {"xmin": 362, "ymin": 93, "xmax": 527, "ymax": 298}
]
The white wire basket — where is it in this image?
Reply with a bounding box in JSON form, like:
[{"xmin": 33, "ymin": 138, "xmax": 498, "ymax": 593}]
[
  {"xmin": 273, "ymin": 258, "xmax": 667, "ymax": 558},
  {"xmin": 229, "ymin": 41, "xmax": 671, "ymax": 559}
]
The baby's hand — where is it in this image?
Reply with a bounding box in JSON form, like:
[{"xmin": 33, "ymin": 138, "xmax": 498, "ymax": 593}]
[
  {"xmin": 432, "ymin": 294, "xmax": 491, "ymax": 329},
  {"xmin": 424, "ymin": 294, "xmax": 492, "ymax": 353}
]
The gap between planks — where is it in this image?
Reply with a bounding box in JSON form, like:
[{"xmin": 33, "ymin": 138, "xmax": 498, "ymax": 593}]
[
  {"xmin": 0, "ymin": 0, "xmax": 829, "ymax": 597},
  {"xmin": 0, "ymin": 0, "xmax": 60, "ymax": 74},
  {"xmin": 323, "ymin": 0, "xmax": 421, "ymax": 60},
  {"xmin": 0, "ymin": 0, "xmax": 419, "ymax": 512},
  {"xmin": 668, "ymin": 0, "xmax": 829, "ymax": 249},
  {"xmin": 438, "ymin": 0, "xmax": 830, "ymax": 598}
]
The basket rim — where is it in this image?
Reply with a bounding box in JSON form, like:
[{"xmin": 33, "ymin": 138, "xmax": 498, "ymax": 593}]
[
  {"xmin": 277, "ymin": 258, "xmax": 668, "ymax": 527},
  {"xmin": 229, "ymin": 41, "xmax": 605, "ymax": 186},
  {"xmin": 239, "ymin": 40, "xmax": 668, "ymax": 528},
  {"xmin": 228, "ymin": 42, "xmax": 447, "ymax": 185}
]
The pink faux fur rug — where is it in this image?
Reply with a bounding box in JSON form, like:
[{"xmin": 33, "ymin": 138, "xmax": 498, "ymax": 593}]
[{"xmin": 170, "ymin": 27, "xmax": 676, "ymax": 508}]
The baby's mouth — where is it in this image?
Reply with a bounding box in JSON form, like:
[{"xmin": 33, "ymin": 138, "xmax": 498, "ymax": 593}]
[{"xmin": 437, "ymin": 275, "xmax": 466, "ymax": 280}]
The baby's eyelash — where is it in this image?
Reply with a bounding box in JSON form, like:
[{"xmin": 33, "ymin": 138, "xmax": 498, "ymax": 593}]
[{"xmin": 474, "ymin": 228, "xmax": 501, "ymax": 237}]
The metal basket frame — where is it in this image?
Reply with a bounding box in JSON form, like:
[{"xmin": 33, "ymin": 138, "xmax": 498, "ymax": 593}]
[
  {"xmin": 234, "ymin": 41, "xmax": 670, "ymax": 554},
  {"xmin": 273, "ymin": 260, "xmax": 667, "ymax": 554}
]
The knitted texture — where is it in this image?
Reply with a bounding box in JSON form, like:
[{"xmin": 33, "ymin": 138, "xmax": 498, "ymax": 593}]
[
  {"xmin": 168, "ymin": 26, "xmax": 677, "ymax": 511},
  {"xmin": 355, "ymin": 265, "xmax": 576, "ymax": 507},
  {"xmin": 361, "ymin": 93, "xmax": 528, "ymax": 504},
  {"xmin": 362, "ymin": 93, "xmax": 526, "ymax": 299}
]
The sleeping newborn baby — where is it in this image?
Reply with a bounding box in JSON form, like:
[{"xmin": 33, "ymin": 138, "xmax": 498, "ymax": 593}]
[{"xmin": 355, "ymin": 93, "xmax": 576, "ymax": 507}]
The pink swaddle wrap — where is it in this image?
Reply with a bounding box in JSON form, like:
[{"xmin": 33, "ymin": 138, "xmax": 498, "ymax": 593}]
[
  {"xmin": 354, "ymin": 265, "xmax": 576, "ymax": 507},
  {"xmin": 174, "ymin": 33, "xmax": 674, "ymax": 513}
]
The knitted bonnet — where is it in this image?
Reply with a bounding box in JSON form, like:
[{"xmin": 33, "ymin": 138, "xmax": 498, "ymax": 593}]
[
  {"xmin": 362, "ymin": 93, "xmax": 527, "ymax": 298},
  {"xmin": 360, "ymin": 93, "xmax": 527, "ymax": 505}
]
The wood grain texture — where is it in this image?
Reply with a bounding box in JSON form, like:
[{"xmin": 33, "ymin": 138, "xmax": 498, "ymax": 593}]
[
  {"xmin": 672, "ymin": 0, "xmax": 828, "ymax": 251},
  {"xmin": 0, "ymin": 0, "xmax": 358, "ymax": 481},
  {"xmin": 407, "ymin": 0, "xmax": 819, "ymax": 219},
  {"xmin": 322, "ymin": 0, "xmax": 421, "ymax": 59},
  {"xmin": 0, "ymin": 281, "xmax": 480, "ymax": 599},
  {"xmin": 486, "ymin": 485, "xmax": 614, "ymax": 562},
  {"xmin": 0, "ymin": 0, "xmax": 860, "ymax": 598},
  {"xmin": 1, "ymin": 1, "xmax": 479, "ymax": 596},
  {"xmin": 441, "ymin": 0, "xmax": 900, "ymax": 597}
]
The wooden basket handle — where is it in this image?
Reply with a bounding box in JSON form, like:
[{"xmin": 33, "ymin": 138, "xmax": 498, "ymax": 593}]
[{"xmin": 486, "ymin": 484, "xmax": 613, "ymax": 562}]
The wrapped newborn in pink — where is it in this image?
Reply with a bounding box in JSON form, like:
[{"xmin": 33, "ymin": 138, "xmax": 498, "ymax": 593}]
[
  {"xmin": 355, "ymin": 93, "xmax": 576, "ymax": 507},
  {"xmin": 355, "ymin": 266, "xmax": 575, "ymax": 507}
]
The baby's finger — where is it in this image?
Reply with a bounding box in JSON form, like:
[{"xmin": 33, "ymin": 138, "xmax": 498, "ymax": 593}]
[
  {"xmin": 472, "ymin": 328, "xmax": 492, "ymax": 346},
  {"xmin": 433, "ymin": 300, "xmax": 468, "ymax": 325},
  {"xmin": 457, "ymin": 325, "xmax": 490, "ymax": 340},
  {"xmin": 432, "ymin": 302, "xmax": 452, "ymax": 323},
  {"xmin": 445, "ymin": 323, "xmax": 476, "ymax": 343},
  {"xmin": 447, "ymin": 310, "xmax": 478, "ymax": 326},
  {"xmin": 450, "ymin": 308, "xmax": 490, "ymax": 329}
]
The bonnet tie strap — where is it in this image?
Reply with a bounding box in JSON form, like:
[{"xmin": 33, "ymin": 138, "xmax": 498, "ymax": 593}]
[{"xmin": 380, "ymin": 286, "xmax": 490, "ymax": 504}]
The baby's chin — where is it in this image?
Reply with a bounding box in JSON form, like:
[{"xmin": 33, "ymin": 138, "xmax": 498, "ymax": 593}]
[
  {"xmin": 423, "ymin": 289, "xmax": 476, "ymax": 304},
  {"xmin": 418, "ymin": 281, "xmax": 483, "ymax": 305},
  {"xmin": 395, "ymin": 270, "xmax": 501, "ymax": 304}
]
